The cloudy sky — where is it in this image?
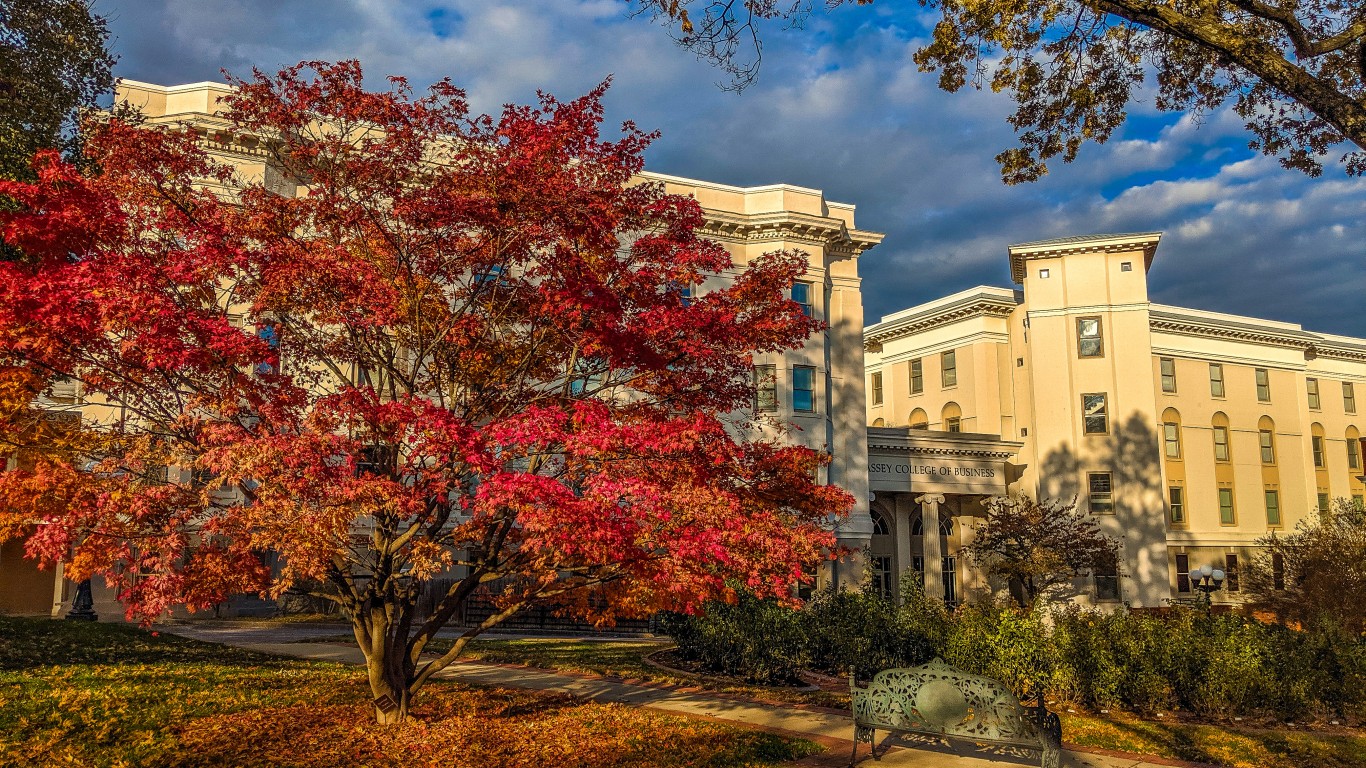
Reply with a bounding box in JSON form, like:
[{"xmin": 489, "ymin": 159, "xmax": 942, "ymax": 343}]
[{"xmin": 98, "ymin": 0, "xmax": 1366, "ymax": 336}]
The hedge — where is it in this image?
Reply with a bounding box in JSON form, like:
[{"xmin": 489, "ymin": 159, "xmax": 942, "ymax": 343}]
[{"xmin": 664, "ymin": 585, "xmax": 1366, "ymax": 720}]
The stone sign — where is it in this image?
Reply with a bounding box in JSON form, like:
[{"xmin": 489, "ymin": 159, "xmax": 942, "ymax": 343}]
[{"xmin": 867, "ymin": 456, "xmax": 1005, "ymax": 495}]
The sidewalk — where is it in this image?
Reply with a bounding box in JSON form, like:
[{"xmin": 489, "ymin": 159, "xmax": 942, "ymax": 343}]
[{"xmin": 168, "ymin": 626, "xmax": 1203, "ymax": 768}]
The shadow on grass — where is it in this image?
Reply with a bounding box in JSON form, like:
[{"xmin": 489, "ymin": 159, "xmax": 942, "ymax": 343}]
[{"xmin": 0, "ymin": 616, "xmax": 287, "ymax": 670}]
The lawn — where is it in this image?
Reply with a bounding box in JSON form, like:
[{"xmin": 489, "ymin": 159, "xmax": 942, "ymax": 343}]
[
  {"xmin": 0, "ymin": 617, "xmax": 819, "ymax": 768},
  {"xmin": 400, "ymin": 635, "xmax": 1366, "ymax": 768}
]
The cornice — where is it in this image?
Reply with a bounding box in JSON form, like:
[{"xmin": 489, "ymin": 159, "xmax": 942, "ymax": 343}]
[
  {"xmin": 697, "ymin": 210, "xmax": 884, "ymax": 253},
  {"xmin": 864, "ymin": 291, "xmax": 1018, "ymax": 350},
  {"xmin": 1149, "ymin": 309, "xmax": 1319, "ymax": 351},
  {"xmin": 867, "ymin": 427, "xmax": 1023, "ymax": 459},
  {"xmin": 1008, "ymin": 232, "xmax": 1161, "ymax": 283}
]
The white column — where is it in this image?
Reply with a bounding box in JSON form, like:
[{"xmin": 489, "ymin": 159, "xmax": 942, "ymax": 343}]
[{"xmin": 916, "ymin": 493, "xmax": 946, "ymax": 602}]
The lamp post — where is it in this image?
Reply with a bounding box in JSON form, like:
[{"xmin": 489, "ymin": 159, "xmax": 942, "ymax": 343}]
[{"xmin": 1191, "ymin": 564, "xmax": 1225, "ymax": 609}]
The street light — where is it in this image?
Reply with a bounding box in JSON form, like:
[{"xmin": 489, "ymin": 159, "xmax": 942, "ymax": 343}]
[{"xmin": 1191, "ymin": 564, "xmax": 1225, "ymax": 607}]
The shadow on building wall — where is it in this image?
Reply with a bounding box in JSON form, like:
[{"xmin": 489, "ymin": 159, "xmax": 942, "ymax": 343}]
[{"xmin": 1038, "ymin": 413, "xmax": 1171, "ymax": 606}]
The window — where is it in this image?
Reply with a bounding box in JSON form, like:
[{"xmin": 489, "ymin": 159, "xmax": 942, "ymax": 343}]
[
  {"xmin": 1348, "ymin": 435, "xmax": 1361, "ymax": 470},
  {"xmin": 941, "ymin": 402, "xmax": 962, "ymax": 433},
  {"xmin": 1077, "ymin": 317, "xmax": 1103, "ymax": 358},
  {"xmin": 871, "ymin": 418, "xmax": 885, "ymax": 427},
  {"xmin": 791, "ymin": 281, "xmax": 813, "ymax": 317},
  {"xmin": 255, "ymin": 323, "xmax": 280, "ymax": 375},
  {"xmin": 754, "ymin": 365, "xmax": 777, "ymax": 412},
  {"xmin": 871, "ymin": 511, "xmax": 889, "ymax": 536},
  {"xmin": 1312, "ymin": 434, "xmax": 1326, "ymax": 467},
  {"xmin": 476, "ymin": 263, "xmax": 506, "ymax": 286},
  {"xmin": 908, "ymin": 408, "xmax": 928, "ymax": 430},
  {"xmin": 1175, "ymin": 553, "xmax": 1191, "ymax": 593},
  {"xmin": 1219, "ymin": 488, "xmax": 1235, "ymax": 525},
  {"xmin": 941, "ymin": 350, "xmax": 957, "ymax": 387},
  {"xmin": 1318, "ymin": 492, "xmax": 1330, "ymax": 512},
  {"xmin": 1168, "ymin": 486, "xmax": 1185, "ymax": 525},
  {"xmin": 1224, "ymin": 553, "xmax": 1240, "ymax": 592},
  {"xmin": 1082, "ymin": 393, "xmax": 1108, "ymax": 434},
  {"xmin": 1038, "ymin": 268, "xmax": 1050, "ymax": 278},
  {"xmin": 792, "ymin": 366, "xmax": 816, "ymax": 413},
  {"xmin": 1260, "ymin": 429, "xmax": 1276, "ymax": 464},
  {"xmin": 1163, "ymin": 421, "xmax": 1182, "ymax": 458},
  {"xmin": 1256, "ymin": 368, "xmax": 1271, "ymax": 402},
  {"xmin": 1307, "ymin": 377, "xmax": 1321, "ymax": 409},
  {"xmin": 1094, "ymin": 565, "xmax": 1120, "ymax": 601},
  {"xmin": 870, "ymin": 371, "xmax": 883, "ymax": 406},
  {"xmin": 1160, "ymin": 357, "xmax": 1177, "ymax": 393},
  {"xmin": 1345, "ymin": 382, "xmax": 1357, "ymax": 414},
  {"xmin": 1209, "ymin": 363, "xmax": 1226, "ymax": 397},
  {"xmin": 1265, "ymin": 490, "xmax": 1281, "ymax": 526},
  {"xmin": 910, "ymin": 358, "xmax": 923, "ymax": 394},
  {"xmin": 1272, "ymin": 552, "xmax": 1285, "ymax": 591},
  {"xmin": 942, "ymin": 556, "xmax": 958, "ymax": 605},
  {"xmin": 870, "ymin": 555, "xmax": 893, "ymax": 599},
  {"xmin": 1213, "ymin": 426, "xmax": 1230, "ymax": 462},
  {"xmin": 1121, "ymin": 261, "xmax": 1133, "ymax": 272},
  {"xmin": 1088, "ymin": 472, "xmax": 1114, "ymax": 514}
]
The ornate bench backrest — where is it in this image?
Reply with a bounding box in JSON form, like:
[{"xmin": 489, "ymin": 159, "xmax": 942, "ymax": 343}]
[{"xmin": 852, "ymin": 658, "xmax": 1041, "ymax": 744}]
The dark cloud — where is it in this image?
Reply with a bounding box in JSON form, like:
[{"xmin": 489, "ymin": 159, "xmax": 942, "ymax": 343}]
[{"xmin": 97, "ymin": 0, "xmax": 1365, "ymax": 337}]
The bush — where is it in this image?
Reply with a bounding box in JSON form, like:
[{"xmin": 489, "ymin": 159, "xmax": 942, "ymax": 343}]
[
  {"xmin": 660, "ymin": 591, "xmax": 808, "ymax": 685},
  {"xmin": 663, "ymin": 586, "xmax": 1366, "ymax": 722},
  {"xmin": 803, "ymin": 575, "xmax": 939, "ymax": 680}
]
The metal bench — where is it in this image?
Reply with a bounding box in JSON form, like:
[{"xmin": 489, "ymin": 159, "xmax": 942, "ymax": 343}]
[{"xmin": 850, "ymin": 658, "xmax": 1062, "ymax": 767}]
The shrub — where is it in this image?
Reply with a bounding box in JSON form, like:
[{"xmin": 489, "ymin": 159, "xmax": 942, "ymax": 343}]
[
  {"xmin": 660, "ymin": 591, "xmax": 808, "ymax": 685},
  {"xmin": 803, "ymin": 576, "xmax": 938, "ymax": 680}
]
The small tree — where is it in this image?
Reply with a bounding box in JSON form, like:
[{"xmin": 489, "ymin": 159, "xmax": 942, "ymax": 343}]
[
  {"xmin": 0, "ymin": 61, "xmax": 851, "ymax": 724},
  {"xmin": 963, "ymin": 494, "xmax": 1122, "ymax": 610},
  {"xmin": 1244, "ymin": 497, "xmax": 1366, "ymax": 635}
]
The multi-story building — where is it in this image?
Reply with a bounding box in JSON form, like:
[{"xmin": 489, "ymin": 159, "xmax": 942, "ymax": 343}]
[
  {"xmin": 0, "ymin": 79, "xmax": 883, "ymax": 617},
  {"xmin": 864, "ymin": 232, "xmax": 1366, "ymax": 608}
]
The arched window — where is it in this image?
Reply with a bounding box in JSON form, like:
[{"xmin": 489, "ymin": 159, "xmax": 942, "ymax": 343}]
[
  {"xmin": 910, "ymin": 515, "xmax": 953, "ymax": 536},
  {"xmin": 908, "ymin": 408, "xmax": 928, "ymax": 430},
  {"xmin": 1258, "ymin": 416, "xmax": 1276, "ymax": 464},
  {"xmin": 941, "ymin": 402, "xmax": 962, "ymax": 433},
  {"xmin": 1211, "ymin": 412, "xmax": 1231, "ymax": 462},
  {"xmin": 1161, "ymin": 408, "xmax": 1182, "ymax": 459},
  {"xmin": 1311, "ymin": 422, "xmax": 1327, "ymax": 468},
  {"xmin": 871, "ymin": 509, "xmax": 890, "ymax": 536},
  {"xmin": 871, "ymin": 418, "xmax": 885, "ymax": 427},
  {"xmin": 1347, "ymin": 426, "xmax": 1361, "ymax": 471}
]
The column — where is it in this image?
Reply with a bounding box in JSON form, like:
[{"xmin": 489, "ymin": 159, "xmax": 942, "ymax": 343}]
[
  {"xmin": 916, "ymin": 493, "xmax": 946, "ymax": 602},
  {"xmin": 893, "ymin": 495, "xmax": 914, "ymax": 601}
]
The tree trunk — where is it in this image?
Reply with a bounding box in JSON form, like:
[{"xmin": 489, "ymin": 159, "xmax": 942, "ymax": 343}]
[
  {"xmin": 365, "ymin": 639, "xmax": 413, "ymax": 725},
  {"xmin": 355, "ymin": 607, "xmax": 417, "ymax": 726}
]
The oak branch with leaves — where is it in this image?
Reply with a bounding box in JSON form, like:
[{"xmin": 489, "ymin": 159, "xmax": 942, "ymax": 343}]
[
  {"xmin": 0, "ymin": 61, "xmax": 851, "ymax": 725},
  {"xmin": 637, "ymin": 0, "xmax": 1366, "ymax": 181}
]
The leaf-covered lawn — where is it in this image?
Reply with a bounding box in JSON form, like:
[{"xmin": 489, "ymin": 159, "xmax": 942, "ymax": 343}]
[{"xmin": 0, "ymin": 618, "xmax": 818, "ymax": 768}]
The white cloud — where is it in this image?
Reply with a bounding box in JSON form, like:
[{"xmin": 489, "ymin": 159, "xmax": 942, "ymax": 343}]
[{"xmin": 98, "ymin": 0, "xmax": 1366, "ymax": 337}]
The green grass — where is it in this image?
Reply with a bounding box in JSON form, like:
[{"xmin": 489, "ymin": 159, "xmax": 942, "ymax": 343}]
[
  {"xmin": 0, "ymin": 617, "xmax": 819, "ymax": 768},
  {"xmin": 1061, "ymin": 712, "xmax": 1366, "ymax": 768}
]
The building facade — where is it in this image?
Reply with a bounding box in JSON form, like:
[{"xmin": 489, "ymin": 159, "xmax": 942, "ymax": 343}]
[
  {"xmin": 0, "ymin": 80, "xmax": 883, "ymax": 617},
  {"xmin": 864, "ymin": 233, "xmax": 1366, "ymax": 607}
]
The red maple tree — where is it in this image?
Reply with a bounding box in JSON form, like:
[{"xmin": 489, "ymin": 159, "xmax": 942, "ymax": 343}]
[{"xmin": 0, "ymin": 61, "xmax": 851, "ymax": 722}]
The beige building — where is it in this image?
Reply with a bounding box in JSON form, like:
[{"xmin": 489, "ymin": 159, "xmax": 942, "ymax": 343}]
[
  {"xmin": 864, "ymin": 233, "xmax": 1366, "ymax": 608},
  {"xmin": 0, "ymin": 80, "xmax": 883, "ymax": 617}
]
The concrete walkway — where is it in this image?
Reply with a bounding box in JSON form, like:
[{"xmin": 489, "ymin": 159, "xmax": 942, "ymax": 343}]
[{"xmin": 167, "ymin": 625, "xmax": 1200, "ymax": 768}]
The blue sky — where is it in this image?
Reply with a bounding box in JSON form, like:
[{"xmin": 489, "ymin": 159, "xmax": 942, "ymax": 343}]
[{"xmin": 99, "ymin": 0, "xmax": 1366, "ymax": 336}]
